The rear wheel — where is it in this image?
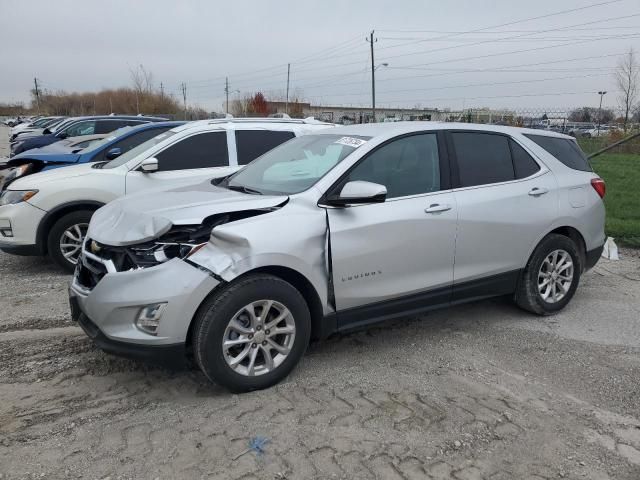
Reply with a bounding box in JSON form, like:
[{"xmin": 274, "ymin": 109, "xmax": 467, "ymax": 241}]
[
  {"xmin": 47, "ymin": 210, "xmax": 92, "ymax": 273},
  {"xmin": 515, "ymin": 234, "xmax": 582, "ymax": 315},
  {"xmin": 193, "ymin": 274, "xmax": 311, "ymax": 392}
]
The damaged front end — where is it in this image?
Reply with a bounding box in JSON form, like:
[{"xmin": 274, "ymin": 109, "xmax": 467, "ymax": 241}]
[{"xmin": 77, "ymin": 206, "xmax": 284, "ymax": 291}]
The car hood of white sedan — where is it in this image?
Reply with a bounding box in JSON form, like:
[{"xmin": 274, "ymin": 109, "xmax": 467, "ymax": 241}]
[{"xmin": 88, "ymin": 180, "xmax": 289, "ymax": 246}]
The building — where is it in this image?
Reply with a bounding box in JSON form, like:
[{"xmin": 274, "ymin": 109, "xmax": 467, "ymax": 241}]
[{"xmin": 265, "ymin": 101, "xmax": 451, "ymax": 124}]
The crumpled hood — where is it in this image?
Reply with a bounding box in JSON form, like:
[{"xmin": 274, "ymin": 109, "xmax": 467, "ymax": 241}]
[{"xmin": 88, "ymin": 180, "xmax": 289, "ymax": 246}]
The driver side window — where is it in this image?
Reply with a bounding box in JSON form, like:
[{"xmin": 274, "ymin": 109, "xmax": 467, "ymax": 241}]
[
  {"xmin": 65, "ymin": 121, "xmax": 96, "ymax": 137},
  {"xmin": 344, "ymin": 133, "xmax": 441, "ymax": 199}
]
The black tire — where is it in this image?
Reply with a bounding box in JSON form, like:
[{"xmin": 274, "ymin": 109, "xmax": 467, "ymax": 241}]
[
  {"xmin": 47, "ymin": 210, "xmax": 93, "ymax": 273},
  {"xmin": 193, "ymin": 274, "xmax": 311, "ymax": 392},
  {"xmin": 515, "ymin": 233, "xmax": 582, "ymax": 315}
]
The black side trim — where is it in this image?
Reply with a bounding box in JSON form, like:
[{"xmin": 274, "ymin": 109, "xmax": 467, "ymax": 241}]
[
  {"xmin": 0, "ymin": 241, "xmax": 42, "ymax": 256},
  {"xmin": 76, "ymin": 312, "xmax": 187, "ymax": 370},
  {"xmin": 336, "ymin": 284, "xmax": 451, "ymax": 332},
  {"xmin": 451, "ymin": 270, "xmax": 520, "ymax": 303},
  {"xmin": 328, "ymin": 269, "xmax": 521, "ymax": 334},
  {"xmin": 585, "ymin": 245, "xmax": 604, "ymax": 271}
]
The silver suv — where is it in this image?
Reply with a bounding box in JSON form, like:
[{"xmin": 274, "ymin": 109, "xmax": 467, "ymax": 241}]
[{"xmin": 69, "ymin": 122, "xmax": 606, "ymax": 392}]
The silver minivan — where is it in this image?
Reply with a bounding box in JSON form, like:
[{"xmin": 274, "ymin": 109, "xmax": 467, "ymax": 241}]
[{"xmin": 69, "ymin": 122, "xmax": 606, "ymax": 392}]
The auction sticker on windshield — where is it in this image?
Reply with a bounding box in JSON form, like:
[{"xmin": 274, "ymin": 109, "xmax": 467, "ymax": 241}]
[{"xmin": 335, "ymin": 137, "xmax": 367, "ymax": 148}]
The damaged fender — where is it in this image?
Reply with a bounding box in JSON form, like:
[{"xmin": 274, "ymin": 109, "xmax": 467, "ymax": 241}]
[{"xmin": 188, "ymin": 199, "xmax": 332, "ymax": 315}]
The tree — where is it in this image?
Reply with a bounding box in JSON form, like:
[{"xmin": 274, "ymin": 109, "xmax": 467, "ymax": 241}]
[
  {"xmin": 615, "ymin": 48, "xmax": 639, "ymax": 132},
  {"xmin": 568, "ymin": 107, "xmax": 614, "ymax": 124},
  {"xmin": 246, "ymin": 92, "xmax": 269, "ymax": 116}
]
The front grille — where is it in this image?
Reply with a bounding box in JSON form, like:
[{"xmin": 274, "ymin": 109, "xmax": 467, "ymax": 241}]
[
  {"xmin": 75, "ymin": 239, "xmax": 117, "ymax": 291},
  {"xmin": 76, "ymin": 255, "xmax": 108, "ymax": 290}
]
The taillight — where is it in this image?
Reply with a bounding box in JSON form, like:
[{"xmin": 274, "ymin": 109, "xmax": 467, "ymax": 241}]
[{"xmin": 591, "ymin": 178, "xmax": 606, "ymax": 199}]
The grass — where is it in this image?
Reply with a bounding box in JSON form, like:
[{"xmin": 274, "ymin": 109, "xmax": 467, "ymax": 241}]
[{"xmin": 590, "ymin": 152, "xmax": 640, "ymax": 248}]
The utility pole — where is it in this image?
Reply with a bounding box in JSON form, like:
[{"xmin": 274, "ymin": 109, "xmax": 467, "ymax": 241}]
[
  {"xmin": 160, "ymin": 82, "xmax": 164, "ymax": 100},
  {"xmin": 285, "ymin": 63, "xmax": 290, "ymax": 115},
  {"xmin": 33, "ymin": 78, "xmax": 41, "ymax": 113},
  {"xmin": 366, "ymin": 31, "xmax": 377, "ymax": 123},
  {"xmin": 181, "ymin": 82, "xmax": 187, "ymax": 120},
  {"xmin": 225, "ymin": 77, "xmax": 230, "ymax": 115},
  {"xmin": 109, "ymin": 97, "xmax": 113, "ymax": 114},
  {"xmin": 597, "ymin": 90, "xmax": 607, "ymax": 136}
]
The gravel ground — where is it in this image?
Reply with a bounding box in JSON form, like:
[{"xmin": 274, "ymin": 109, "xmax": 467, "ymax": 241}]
[{"xmin": 1, "ymin": 126, "xmax": 640, "ymax": 479}]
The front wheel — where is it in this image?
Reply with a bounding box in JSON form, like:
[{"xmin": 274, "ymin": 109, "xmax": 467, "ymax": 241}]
[
  {"xmin": 47, "ymin": 210, "xmax": 93, "ymax": 273},
  {"xmin": 193, "ymin": 274, "xmax": 311, "ymax": 392},
  {"xmin": 515, "ymin": 234, "xmax": 582, "ymax": 315}
]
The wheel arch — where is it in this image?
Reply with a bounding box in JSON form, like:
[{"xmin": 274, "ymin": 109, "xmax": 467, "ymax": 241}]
[
  {"xmin": 186, "ymin": 265, "xmax": 328, "ymax": 351},
  {"xmin": 36, "ymin": 201, "xmax": 105, "ymax": 254},
  {"xmin": 527, "ymin": 225, "xmax": 587, "ymax": 272}
]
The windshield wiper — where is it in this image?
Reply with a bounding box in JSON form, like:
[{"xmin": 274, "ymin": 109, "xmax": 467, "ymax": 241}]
[
  {"xmin": 226, "ymin": 184, "xmax": 263, "ymax": 195},
  {"xmin": 92, "ymin": 161, "xmax": 108, "ymax": 169}
]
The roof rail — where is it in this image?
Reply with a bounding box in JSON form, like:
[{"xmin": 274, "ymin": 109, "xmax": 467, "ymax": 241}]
[{"xmin": 205, "ymin": 116, "xmax": 331, "ymax": 125}]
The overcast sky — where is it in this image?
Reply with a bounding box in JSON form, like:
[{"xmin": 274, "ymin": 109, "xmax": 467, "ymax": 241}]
[{"xmin": 0, "ymin": 0, "xmax": 638, "ymax": 113}]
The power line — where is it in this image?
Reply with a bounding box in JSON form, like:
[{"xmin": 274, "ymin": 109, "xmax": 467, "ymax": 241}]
[
  {"xmin": 377, "ymin": 12, "xmax": 640, "ymax": 62},
  {"xmin": 302, "ymin": 72, "xmax": 612, "ymax": 100}
]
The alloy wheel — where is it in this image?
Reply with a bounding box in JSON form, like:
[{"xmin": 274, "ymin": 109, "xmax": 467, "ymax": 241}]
[
  {"xmin": 222, "ymin": 300, "xmax": 296, "ymax": 376},
  {"xmin": 538, "ymin": 249, "xmax": 574, "ymax": 303},
  {"xmin": 59, "ymin": 223, "xmax": 89, "ymax": 265}
]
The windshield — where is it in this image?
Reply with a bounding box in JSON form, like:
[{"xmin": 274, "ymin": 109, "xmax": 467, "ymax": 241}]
[
  {"xmin": 225, "ymin": 134, "xmax": 369, "ymax": 195},
  {"xmin": 102, "ymin": 130, "xmax": 177, "ymax": 168},
  {"xmin": 78, "ymin": 126, "xmax": 133, "ymax": 153}
]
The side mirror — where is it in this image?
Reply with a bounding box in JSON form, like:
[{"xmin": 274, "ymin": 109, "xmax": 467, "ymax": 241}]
[
  {"xmin": 140, "ymin": 157, "xmax": 159, "ymax": 173},
  {"xmin": 42, "ymin": 128, "xmax": 51, "ymax": 135},
  {"xmin": 327, "ymin": 181, "xmax": 387, "ymax": 207},
  {"xmin": 105, "ymin": 147, "xmax": 122, "ymax": 160}
]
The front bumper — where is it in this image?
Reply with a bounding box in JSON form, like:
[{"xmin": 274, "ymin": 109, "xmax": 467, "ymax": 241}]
[
  {"xmin": 69, "ymin": 246, "xmax": 221, "ymax": 361},
  {"xmin": 70, "ymin": 297, "xmax": 187, "ymax": 369},
  {"xmin": 0, "ymin": 201, "xmax": 46, "ymax": 254}
]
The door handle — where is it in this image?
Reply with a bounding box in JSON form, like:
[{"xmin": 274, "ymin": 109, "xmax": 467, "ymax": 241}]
[
  {"xmin": 425, "ymin": 203, "xmax": 452, "ymax": 213},
  {"xmin": 528, "ymin": 187, "xmax": 549, "ymax": 196}
]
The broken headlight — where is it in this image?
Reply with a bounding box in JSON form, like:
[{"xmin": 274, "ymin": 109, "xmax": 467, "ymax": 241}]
[{"xmin": 129, "ymin": 241, "xmax": 207, "ymax": 266}]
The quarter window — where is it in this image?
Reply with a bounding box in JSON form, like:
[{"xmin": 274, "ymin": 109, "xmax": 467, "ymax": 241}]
[
  {"xmin": 344, "ymin": 133, "xmax": 441, "ymax": 199},
  {"xmin": 155, "ymin": 132, "xmax": 228, "ymax": 171},
  {"xmin": 524, "ymin": 134, "xmax": 591, "ymax": 172},
  {"xmin": 510, "ymin": 140, "xmax": 541, "ymax": 179},
  {"xmin": 451, "ymin": 132, "xmax": 514, "ymax": 187},
  {"xmin": 235, "ymin": 130, "xmax": 296, "ymax": 165}
]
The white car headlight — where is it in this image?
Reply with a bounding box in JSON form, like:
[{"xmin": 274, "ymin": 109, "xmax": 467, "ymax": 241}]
[{"xmin": 0, "ymin": 190, "xmax": 38, "ymax": 206}]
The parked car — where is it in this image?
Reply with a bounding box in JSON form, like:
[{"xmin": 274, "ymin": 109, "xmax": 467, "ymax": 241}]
[
  {"xmin": 10, "ymin": 117, "xmax": 69, "ymax": 145},
  {"xmin": 10, "ymin": 116, "xmax": 59, "ymax": 138},
  {"xmin": 9, "ymin": 115, "xmax": 168, "ymax": 156},
  {"xmin": 583, "ymin": 125, "xmax": 617, "ymax": 137},
  {"xmin": 0, "ymin": 118, "xmax": 333, "ymax": 271},
  {"xmin": 67, "ymin": 122, "xmax": 606, "ymax": 392},
  {"xmin": 2, "ymin": 122, "xmax": 184, "ymax": 190}
]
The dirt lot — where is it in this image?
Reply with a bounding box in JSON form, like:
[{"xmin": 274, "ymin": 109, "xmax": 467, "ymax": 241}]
[{"xmin": 1, "ymin": 126, "xmax": 640, "ymax": 479}]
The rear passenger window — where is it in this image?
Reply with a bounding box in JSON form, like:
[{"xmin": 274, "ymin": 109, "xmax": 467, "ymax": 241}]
[
  {"xmin": 235, "ymin": 130, "xmax": 295, "ymax": 165},
  {"xmin": 524, "ymin": 134, "xmax": 592, "ymax": 172},
  {"xmin": 510, "ymin": 140, "xmax": 541, "ymax": 179},
  {"xmin": 452, "ymin": 132, "xmax": 514, "ymax": 187},
  {"xmin": 155, "ymin": 132, "xmax": 228, "ymax": 171}
]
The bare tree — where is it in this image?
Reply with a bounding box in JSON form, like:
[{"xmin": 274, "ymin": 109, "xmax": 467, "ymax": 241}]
[
  {"xmin": 129, "ymin": 64, "xmax": 154, "ymax": 94},
  {"xmin": 615, "ymin": 48, "xmax": 639, "ymax": 132}
]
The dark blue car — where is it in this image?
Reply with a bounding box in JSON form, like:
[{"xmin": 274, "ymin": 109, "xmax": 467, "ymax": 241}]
[
  {"xmin": 10, "ymin": 115, "xmax": 169, "ymax": 156},
  {"xmin": 3, "ymin": 121, "xmax": 184, "ymax": 189}
]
